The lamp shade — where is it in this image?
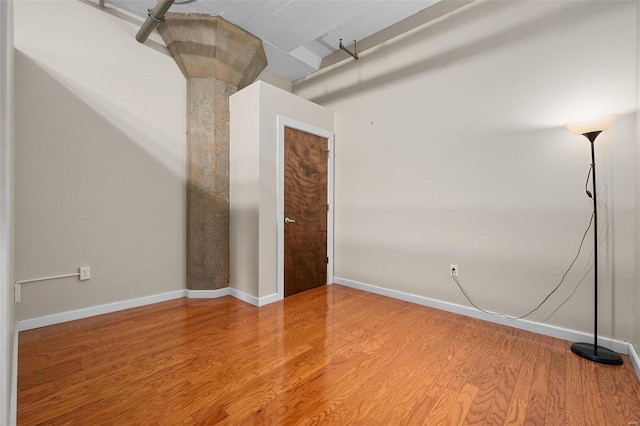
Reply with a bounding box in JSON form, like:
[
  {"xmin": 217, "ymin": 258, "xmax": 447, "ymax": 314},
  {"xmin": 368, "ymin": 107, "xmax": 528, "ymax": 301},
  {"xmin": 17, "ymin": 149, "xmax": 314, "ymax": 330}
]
[{"xmin": 566, "ymin": 113, "xmax": 619, "ymax": 135}]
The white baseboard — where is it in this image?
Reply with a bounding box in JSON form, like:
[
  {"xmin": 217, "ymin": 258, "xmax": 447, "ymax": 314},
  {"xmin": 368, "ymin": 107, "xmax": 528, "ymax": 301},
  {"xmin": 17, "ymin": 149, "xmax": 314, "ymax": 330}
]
[
  {"xmin": 257, "ymin": 293, "xmax": 280, "ymax": 307},
  {"xmin": 334, "ymin": 277, "xmax": 630, "ymax": 355},
  {"xmin": 10, "ymin": 323, "xmax": 17, "ymax": 426},
  {"xmin": 17, "ymin": 290, "xmax": 186, "ymax": 331},
  {"xmin": 229, "ymin": 288, "xmax": 258, "ymax": 306},
  {"xmin": 185, "ymin": 288, "xmax": 230, "ymax": 299},
  {"xmin": 16, "ymin": 286, "xmax": 269, "ymax": 331},
  {"xmin": 228, "ymin": 289, "xmax": 281, "ymax": 307},
  {"xmin": 188, "ymin": 287, "xmax": 280, "ymax": 308},
  {"xmin": 629, "ymin": 343, "xmax": 640, "ymax": 381}
]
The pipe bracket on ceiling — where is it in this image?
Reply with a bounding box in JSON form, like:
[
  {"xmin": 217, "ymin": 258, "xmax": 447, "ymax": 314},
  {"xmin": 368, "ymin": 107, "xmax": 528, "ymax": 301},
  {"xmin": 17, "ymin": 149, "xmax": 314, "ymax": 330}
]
[
  {"xmin": 339, "ymin": 39, "xmax": 359, "ymax": 61},
  {"xmin": 146, "ymin": 8, "xmax": 165, "ymax": 24}
]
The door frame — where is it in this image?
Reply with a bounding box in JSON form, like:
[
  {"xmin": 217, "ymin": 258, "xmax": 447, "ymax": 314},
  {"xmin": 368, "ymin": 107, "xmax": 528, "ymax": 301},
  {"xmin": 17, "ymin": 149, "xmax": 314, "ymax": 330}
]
[{"xmin": 276, "ymin": 115, "xmax": 334, "ymax": 301}]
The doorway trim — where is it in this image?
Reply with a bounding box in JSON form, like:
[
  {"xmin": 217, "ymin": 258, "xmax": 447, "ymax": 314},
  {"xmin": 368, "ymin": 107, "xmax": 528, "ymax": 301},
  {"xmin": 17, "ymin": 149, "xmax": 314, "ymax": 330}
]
[{"xmin": 276, "ymin": 115, "xmax": 334, "ymax": 301}]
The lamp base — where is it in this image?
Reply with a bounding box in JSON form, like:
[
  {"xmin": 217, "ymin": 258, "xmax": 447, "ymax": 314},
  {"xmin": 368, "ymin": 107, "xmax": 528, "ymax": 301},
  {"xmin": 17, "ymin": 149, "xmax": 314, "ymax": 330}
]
[{"xmin": 570, "ymin": 342, "xmax": 623, "ymax": 365}]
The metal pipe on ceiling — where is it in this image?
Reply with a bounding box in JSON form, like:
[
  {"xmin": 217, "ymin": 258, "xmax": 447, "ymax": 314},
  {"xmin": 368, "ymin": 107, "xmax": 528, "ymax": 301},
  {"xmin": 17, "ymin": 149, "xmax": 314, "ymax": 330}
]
[{"xmin": 135, "ymin": 0, "xmax": 176, "ymax": 43}]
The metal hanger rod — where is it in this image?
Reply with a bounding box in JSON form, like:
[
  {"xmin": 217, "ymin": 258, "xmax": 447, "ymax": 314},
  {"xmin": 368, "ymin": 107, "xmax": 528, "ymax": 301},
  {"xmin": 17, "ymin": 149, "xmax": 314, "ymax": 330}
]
[{"xmin": 339, "ymin": 39, "xmax": 359, "ymax": 60}]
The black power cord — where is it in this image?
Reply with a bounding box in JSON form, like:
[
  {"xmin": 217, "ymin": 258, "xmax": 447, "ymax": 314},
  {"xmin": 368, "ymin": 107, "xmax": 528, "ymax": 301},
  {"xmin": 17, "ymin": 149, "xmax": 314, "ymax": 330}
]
[{"xmin": 451, "ymin": 166, "xmax": 596, "ymax": 320}]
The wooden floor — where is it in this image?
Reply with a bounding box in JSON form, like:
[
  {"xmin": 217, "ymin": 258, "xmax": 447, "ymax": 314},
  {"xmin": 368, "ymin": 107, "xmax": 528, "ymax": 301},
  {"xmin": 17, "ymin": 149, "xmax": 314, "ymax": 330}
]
[{"xmin": 18, "ymin": 285, "xmax": 640, "ymax": 425}]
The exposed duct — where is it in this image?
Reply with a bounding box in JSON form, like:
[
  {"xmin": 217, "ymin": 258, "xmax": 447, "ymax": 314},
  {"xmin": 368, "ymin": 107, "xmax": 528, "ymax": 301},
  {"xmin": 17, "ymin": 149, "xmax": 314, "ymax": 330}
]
[{"xmin": 135, "ymin": 0, "xmax": 175, "ymax": 43}]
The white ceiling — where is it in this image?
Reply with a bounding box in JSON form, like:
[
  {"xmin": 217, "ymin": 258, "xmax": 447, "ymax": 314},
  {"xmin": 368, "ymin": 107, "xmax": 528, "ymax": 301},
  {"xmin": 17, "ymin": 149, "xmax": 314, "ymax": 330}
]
[{"xmin": 105, "ymin": 0, "xmax": 441, "ymax": 81}]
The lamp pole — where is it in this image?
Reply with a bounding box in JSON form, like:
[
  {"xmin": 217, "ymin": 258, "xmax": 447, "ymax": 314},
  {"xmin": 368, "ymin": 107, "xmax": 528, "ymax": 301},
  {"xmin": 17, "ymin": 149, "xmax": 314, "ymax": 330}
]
[
  {"xmin": 569, "ymin": 130, "xmax": 622, "ymax": 365},
  {"xmin": 588, "ymin": 132, "xmax": 600, "ymax": 355}
]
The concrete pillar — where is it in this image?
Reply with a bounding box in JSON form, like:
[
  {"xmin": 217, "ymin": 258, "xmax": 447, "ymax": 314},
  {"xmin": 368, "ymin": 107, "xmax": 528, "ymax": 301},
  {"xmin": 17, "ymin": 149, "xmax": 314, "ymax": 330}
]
[{"xmin": 158, "ymin": 14, "xmax": 267, "ymax": 290}]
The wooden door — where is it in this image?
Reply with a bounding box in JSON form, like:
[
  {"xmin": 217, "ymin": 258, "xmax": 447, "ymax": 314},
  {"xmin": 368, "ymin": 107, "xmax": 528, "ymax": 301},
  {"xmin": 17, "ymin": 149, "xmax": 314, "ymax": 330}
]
[{"xmin": 284, "ymin": 126, "xmax": 328, "ymax": 297}]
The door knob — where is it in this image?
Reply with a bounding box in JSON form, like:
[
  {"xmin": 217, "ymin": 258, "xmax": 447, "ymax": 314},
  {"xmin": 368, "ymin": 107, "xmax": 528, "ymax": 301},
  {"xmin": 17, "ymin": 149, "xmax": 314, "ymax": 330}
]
[{"xmin": 285, "ymin": 217, "xmax": 296, "ymax": 224}]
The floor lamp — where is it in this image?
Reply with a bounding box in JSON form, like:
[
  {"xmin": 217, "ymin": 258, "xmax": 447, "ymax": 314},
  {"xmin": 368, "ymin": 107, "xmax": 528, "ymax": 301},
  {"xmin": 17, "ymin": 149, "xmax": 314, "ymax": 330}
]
[{"xmin": 566, "ymin": 113, "xmax": 623, "ymax": 366}]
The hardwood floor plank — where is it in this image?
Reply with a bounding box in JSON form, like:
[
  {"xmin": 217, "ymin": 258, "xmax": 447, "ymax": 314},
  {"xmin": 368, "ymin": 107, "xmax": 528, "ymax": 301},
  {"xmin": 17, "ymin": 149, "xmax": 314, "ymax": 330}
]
[
  {"xmin": 392, "ymin": 317, "xmax": 469, "ymax": 415},
  {"xmin": 380, "ymin": 405, "xmax": 410, "ymax": 424},
  {"xmin": 565, "ymin": 341, "xmax": 587, "ymax": 425},
  {"xmin": 596, "ymin": 362, "xmax": 630, "ymax": 426},
  {"xmin": 504, "ymin": 338, "xmax": 538, "ymax": 425},
  {"xmin": 303, "ymin": 405, "xmax": 356, "ymax": 426},
  {"xmin": 344, "ymin": 313, "xmax": 454, "ymax": 422},
  {"xmin": 447, "ymin": 383, "xmax": 479, "ymax": 426},
  {"xmin": 609, "ymin": 354, "xmax": 640, "ymax": 423},
  {"xmin": 405, "ymin": 394, "xmax": 437, "ymax": 424},
  {"xmin": 582, "ymin": 360, "xmax": 606, "ymax": 425},
  {"xmin": 522, "ymin": 339, "xmax": 551, "ymax": 426},
  {"xmin": 231, "ymin": 305, "xmax": 430, "ymax": 424},
  {"xmin": 304, "ymin": 311, "xmax": 439, "ymax": 423},
  {"xmin": 196, "ymin": 298, "xmax": 416, "ymax": 424},
  {"xmin": 482, "ymin": 338, "xmax": 525, "ymax": 425},
  {"xmin": 17, "ymin": 285, "xmax": 640, "ymax": 425},
  {"xmin": 46, "ymin": 384, "xmax": 161, "ymax": 425},
  {"xmin": 544, "ymin": 351, "xmax": 567, "ymax": 426},
  {"xmin": 462, "ymin": 326, "xmax": 517, "ymax": 425}
]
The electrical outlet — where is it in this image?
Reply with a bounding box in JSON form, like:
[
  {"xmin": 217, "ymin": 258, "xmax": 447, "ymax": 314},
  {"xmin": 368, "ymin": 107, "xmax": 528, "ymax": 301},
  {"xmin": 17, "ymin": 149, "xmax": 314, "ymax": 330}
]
[
  {"xmin": 450, "ymin": 264, "xmax": 458, "ymax": 277},
  {"xmin": 79, "ymin": 266, "xmax": 91, "ymax": 281}
]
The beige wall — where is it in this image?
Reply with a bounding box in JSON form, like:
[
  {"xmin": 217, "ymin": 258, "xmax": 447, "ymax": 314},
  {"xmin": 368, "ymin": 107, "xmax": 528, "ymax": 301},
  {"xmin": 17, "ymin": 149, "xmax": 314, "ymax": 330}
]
[
  {"xmin": 295, "ymin": 1, "xmax": 637, "ymax": 340},
  {"xmin": 14, "ymin": 0, "xmax": 186, "ymax": 320},
  {"xmin": 230, "ymin": 85, "xmax": 260, "ymax": 297},
  {"xmin": 635, "ymin": 0, "xmax": 640, "ymax": 355},
  {"xmin": 257, "ymin": 70, "xmax": 292, "ymax": 93},
  {"xmin": 230, "ymin": 81, "xmax": 333, "ymax": 299},
  {"xmin": 1, "ymin": 0, "xmax": 16, "ymax": 422}
]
